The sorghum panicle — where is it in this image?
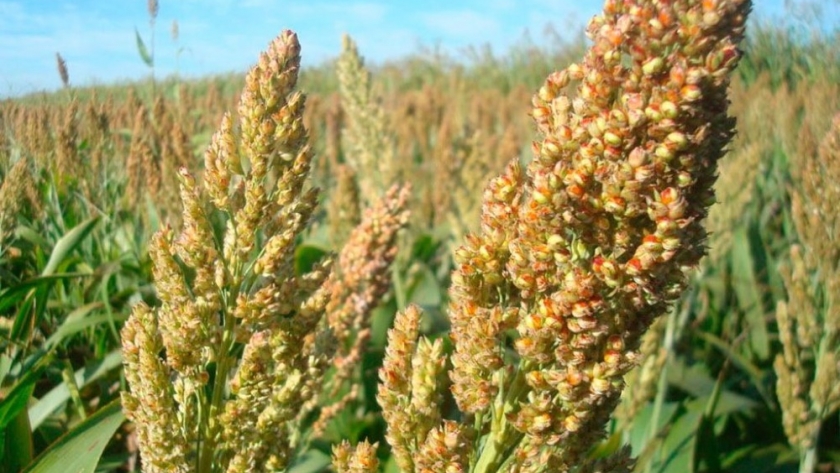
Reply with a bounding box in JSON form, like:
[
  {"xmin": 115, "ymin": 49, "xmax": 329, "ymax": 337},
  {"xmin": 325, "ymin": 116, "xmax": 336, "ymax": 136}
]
[
  {"xmin": 0, "ymin": 158, "xmax": 40, "ymax": 246},
  {"xmin": 324, "ymin": 184, "xmax": 410, "ymax": 378},
  {"xmin": 774, "ymin": 114, "xmax": 840, "ymax": 469},
  {"xmin": 326, "ymin": 163, "xmax": 362, "ymax": 247},
  {"xmin": 123, "ymin": 30, "xmax": 406, "ymax": 473},
  {"xmin": 55, "ymin": 52, "xmax": 69, "ymax": 88},
  {"xmin": 336, "ymin": 34, "xmax": 398, "ymax": 204},
  {"xmin": 333, "ymin": 440, "xmax": 380, "ymax": 473},
  {"xmin": 376, "ymin": 0, "xmax": 751, "ymax": 471},
  {"xmin": 377, "ymin": 305, "xmax": 451, "ymax": 472},
  {"xmin": 306, "ymin": 183, "xmax": 411, "ymax": 430}
]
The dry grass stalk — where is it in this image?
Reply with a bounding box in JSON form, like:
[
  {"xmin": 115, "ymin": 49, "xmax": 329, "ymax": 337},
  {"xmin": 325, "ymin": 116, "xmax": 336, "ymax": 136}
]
[
  {"xmin": 22, "ymin": 106, "xmax": 52, "ymax": 169},
  {"xmin": 708, "ymin": 71, "xmax": 839, "ymax": 261},
  {"xmin": 0, "ymin": 114, "xmax": 8, "ymax": 169},
  {"xmin": 324, "ymin": 92, "xmax": 344, "ymax": 170},
  {"xmin": 125, "ymin": 106, "xmax": 162, "ymax": 206}
]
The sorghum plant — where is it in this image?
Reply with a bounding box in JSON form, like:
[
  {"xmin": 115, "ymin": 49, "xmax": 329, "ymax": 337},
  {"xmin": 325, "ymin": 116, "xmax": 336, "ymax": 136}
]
[
  {"xmin": 309, "ymin": 183, "xmax": 410, "ymax": 434},
  {"xmin": 121, "ymin": 30, "xmax": 408, "ymax": 473},
  {"xmin": 342, "ymin": 0, "xmax": 752, "ymax": 471},
  {"xmin": 447, "ymin": 130, "xmax": 496, "ymax": 248},
  {"xmin": 775, "ymin": 114, "xmax": 840, "ymax": 473},
  {"xmin": 335, "ymin": 34, "xmax": 398, "ymax": 205},
  {"xmin": 613, "ymin": 315, "xmax": 667, "ymax": 430},
  {"xmin": 54, "ymin": 100, "xmax": 81, "ymax": 192},
  {"xmin": 55, "ymin": 52, "xmax": 70, "ymax": 88},
  {"xmin": 325, "ymin": 163, "xmax": 362, "ymax": 247},
  {"xmin": 0, "ymin": 158, "xmax": 40, "ymax": 248}
]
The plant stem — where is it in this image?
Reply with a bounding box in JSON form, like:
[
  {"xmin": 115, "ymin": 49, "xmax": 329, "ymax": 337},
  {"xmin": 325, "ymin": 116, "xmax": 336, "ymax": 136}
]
[
  {"xmin": 644, "ymin": 308, "xmax": 678, "ymax": 473},
  {"xmin": 5, "ymin": 409, "xmax": 33, "ymax": 472},
  {"xmin": 800, "ymin": 444, "xmax": 818, "ymax": 473},
  {"xmin": 197, "ymin": 329, "xmax": 234, "ymax": 473},
  {"xmin": 197, "ymin": 274, "xmax": 238, "ymax": 473},
  {"xmin": 473, "ymin": 366, "xmax": 528, "ymax": 473}
]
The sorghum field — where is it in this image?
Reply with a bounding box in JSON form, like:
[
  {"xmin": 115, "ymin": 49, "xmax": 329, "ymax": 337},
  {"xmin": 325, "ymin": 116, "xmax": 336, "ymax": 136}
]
[{"xmin": 1, "ymin": 1, "xmax": 839, "ymax": 472}]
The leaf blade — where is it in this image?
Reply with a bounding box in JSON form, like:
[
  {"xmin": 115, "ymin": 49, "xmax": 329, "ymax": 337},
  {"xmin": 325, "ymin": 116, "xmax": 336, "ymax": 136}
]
[
  {"xmin": 134, "ymin": 28, "xmax": 153, "ymax": 67},
  {"xmin": 22, "ymin": 399, "xmax": 124, "ymax": 473}
]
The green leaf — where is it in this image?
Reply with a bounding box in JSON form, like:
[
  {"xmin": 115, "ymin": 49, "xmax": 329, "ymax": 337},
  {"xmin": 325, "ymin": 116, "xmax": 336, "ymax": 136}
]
[
  {"xmin": 405, "ymin": 263, "xmax": 442, "ymax": 308},
  {"xmin": 392, "ymin": 267, "xmax": 407, "ymax": 310},
  {"xmin": 22, "ymin": 399, "xmax": 124, "ymax": 473},
  {"xmin": 410, "ymin": 233, "xmax": 440, "ymax": 263},
  {"xmin": 384, "ymin": 455, "xmax": 400, "ymax": 473},
  {"xmin": 627, "ymin": 401, "xmax": 679, "ymax": 460},
  {"xmin": 0, "ymin": 273, "xmax": 88, "ymax": 314},
  {"xmin": 0, "ymin": 355, "xmax": 11, "ymax": 385},
  {"xmin": 0, "ymin": 356, "xmax": 49, "ymax": 471},
  {"xmin": 666, "ymin": 358, "xmax": 758, "ymax": 414},
  {"xmin": 0, "ymin": 363, "xmax": 44, "ymax": 429},
  {"xmin": 295, "ymin": 244, "xmax": 329, "ymax": 276},
  {"xmin": 722, "ymin": 443, "xmax": 798, "ymax": 473},
  {"xmin": 657, "ymin": 401, "xmax": 704, "ymax": 473},
  {"xmin": 288, "ymin": 450, "xmax": 331, "ymax": 473},
  {"xmin": 134, "ymin": 28, "xmax": 153, "ymax": 67},
  {"xmin": 3, "ymin": 408, "xmax": 34, "ymax": 472},
  {"xmin": 43, "ymin": 217, "xmax": 99, "ymax": 277},
  {"xmin": 144, "ymin": 193, "xmax": 161, "ymax": 234},
  {"xmin": 8, "ymin": 217, "xmax": 98, "ymax": 343},
  {"xmin": 729, "ymin": 227, "xmax": 770, "ymax": 360},
  {"xmin": 15, "ymin": 226, "xmax": 49, "ymax": 249},
  {"xmin": 369, "ymin": 301, "xmax": 397, "ymax": 349},
  {"xmin": 630, "ymin": 372, "xmax": 755, "ymax": 473},
  {"xmin": 692, "ymin": 370, "xmax": 725, "ymax": 473},
  {"xmin": 29, "ymin": 350, "xmax": 123, "ymax": 430},
  {"xmin": 44, "ymin": 303, "xmax": 106, "ymax": 349},
  {"xmin": 694, "ymin": 331, "xmax": 775, "ymax": 408}
]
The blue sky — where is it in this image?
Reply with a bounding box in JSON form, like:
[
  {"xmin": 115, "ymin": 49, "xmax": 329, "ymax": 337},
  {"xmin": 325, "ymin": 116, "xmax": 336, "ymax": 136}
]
[{"xmin": 0, "ymin": 0, "xmax": 837, "ymax": 97}]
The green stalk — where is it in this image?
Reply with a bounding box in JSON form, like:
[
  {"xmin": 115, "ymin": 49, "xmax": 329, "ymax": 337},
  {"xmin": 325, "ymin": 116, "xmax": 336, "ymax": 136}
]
[
  {"xmin": 197, "ymin": 323, "xmax": 234, "ymax": 473},
  {"xmin": 800, "ymin": 446, "xmax": 817, "ymax": 473},
  {"xmin": 99, "ymin": 283, "xmax": 121, "ymax": 348},
  {"xmin": 4, "ymin": 409, "xmax": 34, "ymax": 472},
  {"xmin": 197, "ymin": 264, "xmax": 240, "ymax": 473},
  {"xmin": 60, "ymin": 358, "xmax": 87, "ymax": 421},
  {"xmin": 642, "ymin": 306, "xmax": 681, "ymax": 473},
  {"xmin": 473, "ymin": 366, "xmax": 528, "ymax": 473}
]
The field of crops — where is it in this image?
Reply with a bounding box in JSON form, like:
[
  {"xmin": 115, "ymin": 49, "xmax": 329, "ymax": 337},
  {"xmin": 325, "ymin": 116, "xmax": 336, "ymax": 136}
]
[{"xmin": 1, "ymin": 1, "xmax": 839, "ymax": 472}]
